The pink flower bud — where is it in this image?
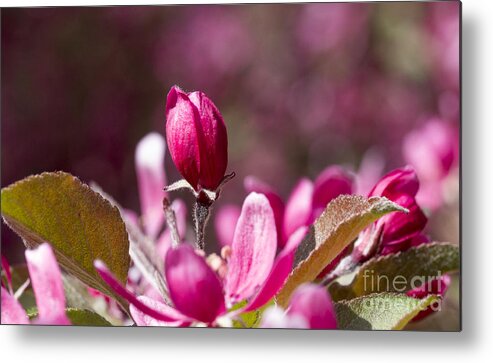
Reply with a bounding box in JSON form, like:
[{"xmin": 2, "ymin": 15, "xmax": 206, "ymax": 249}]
[
  {"xmin": 165, "ymin": 85, "xmax": 228, "ymax": 191},
  {"xmin": 352, "ymin": 167, "xmax": 428, "ymax": 261},
  {"xmin": 403, "ymin": 118, "xmax": 459, "ymax": 210},
  {"xmin": 312, "ymin": 165, "xmax": 353, "ymax": 218},
  {"xmin": 369, "ymin": 166, "xmax": 419, "ymax": 199},
  {"xmin": 377, "ymin": 194, "xmax": 428, "ymax": 255},
  {"xmin": 370, "ymin": 167, "xmax": 428, "ymax": 255}
]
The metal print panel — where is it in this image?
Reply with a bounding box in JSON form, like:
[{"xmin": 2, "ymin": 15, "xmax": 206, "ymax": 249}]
[{"xmin": 0, "ymin": 1, "xmax": 460, "ymax": 331}]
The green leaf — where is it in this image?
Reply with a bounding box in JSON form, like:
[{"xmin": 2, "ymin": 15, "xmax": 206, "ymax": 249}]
[
  {"xmin": 329, "ymin": 242, "xmax": 460, "ymax": 301},
  {"xmin": 276, "ymin": 195, "xmax": 407, "ymax": 307},
  {"xmin": 65, "ymin": 308, "xmax": 113, "ymax": 326},
  {"xmin": 28, "ymin": 308, "xmax": 112, "ymax": 326},
  {"xmin": 335, "ymin": 293, "xmax": 439, "ymax": 330},
  {"xmin": 1, "ymin": 172, "xmax": 130, "ymax": 310}
]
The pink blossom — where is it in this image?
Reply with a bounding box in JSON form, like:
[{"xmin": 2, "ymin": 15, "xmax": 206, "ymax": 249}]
[
  {"xmin": 376, "ymin": 194, "xmax": 428, "ymax": 255},
  {"xmin": 368, "ymin": 166, "xmax": 419, "ymax": 199},
  {"xmin": 122, "ymin": 133, "xmax": 188, "ymax": 301},
  {"xmin": 135, "ymin": 132, "xmax": 167, "ymax": 239},
  {"xmin": 130, "ymin": 132, "xmax": 188, "ymax": 246},
  {"xmin": 129, "ymin": 295, "xmax": 185, "ymax": 327},
  {"xmin": 403, "ymin": 118, "xmax": 459, "ymax": 210},
  {"xmin": 330, "ymin": 166, "xmax": 428, "ymax": 275},
  {"xmin": 132, "ymin": 132, "xmax": 188, "ymax": 264},
  {"xmin": 106, "ymin": 133, "xmax": 188, "ymax": 315},
  {"xmin": 327, "ymin": 166, "xmax": 448, "ymax": 321},
  {"xmin": 311, "ymin": 166, "xmax": 353, "ymax": 218},
  {"xmin": 261, "ymin": 283, "xmax": 337, "ymax": 329},
  {"xmin": 427, "ymin": 1, "xmax": 460, "ymax": 91},
  {"xmin": 95, "ymin": 192, "xmax": 308, "ymax": 326},
  {"xmin": 361, "ymin": 166, "xmax": 428, "ymax": 257},
  {"xmin": 283, "ymin": 178, "xmax": 314, "ymax": 240},
  {"xmin": 244, "ymin": 176, "xmax": 285, "ymax": 247},
  {"xmin": 245, "ymin": 165, "xmax": 353, "ymax": 247},
  {"xmin": 166, "ymin": 244, "xmax": 226, "ymax": 323},
  {"xmin": 225, "ymin": 192, "xmax": 278, "ymax": 304},
  {"xmin": 165, "ymin": 85, "xmax": 228, "ymax": 192},
  {"xmin": 241, "ymin": 227, "xmax": 308, "ymax": 313},
  {"xmin": 1, "ymin": 244, "xmax": 69, "ymax": 325}
]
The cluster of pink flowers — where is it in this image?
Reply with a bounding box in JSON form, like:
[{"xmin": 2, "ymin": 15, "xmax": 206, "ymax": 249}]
[
  {"xmin": 89, "ymin": 86, "xmax": 338, "ymax": 327},
  {"xmin": 101, "ymin": 86, "xmax": 451, "ymax": 327},
  {"xmin": 1, "ymin": 84, "xmax": 456, "ymax": 328}
]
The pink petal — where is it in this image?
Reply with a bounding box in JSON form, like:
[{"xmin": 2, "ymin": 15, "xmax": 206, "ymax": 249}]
[
  {"xmin": 243, "ymin": 227, "xmax": 307, "ymax": 313},
  {"xmin": 25, "ymin": 244, "xmax": 70, "ymax": 325},
  {"xmin": 225, "ymin": 192, "xmax": 277, "ymax": 304},
  {"xmin": 244, "ymin": 176, "xmax": 285, "ymax": 247},
  {"xmin": 166, "ymin": 85, "xmax": 202, "ymax": 190},
  {"xmin": 35, "ymin": 314, "xmax": 72, "ymax": 325},
  {"xmin": 214, "ymin": 204, "xmax": 241, "ymax": 247},
  {"xmin": 368, "ymin": 166, "xmax": 419, "ymax": 199},
  {"xmin": 378, "ymin": 194, "xmax": 428, "ymax": 255},
  {"xmin": 130, "ymin": 296, "xmax": 189, "ymax": 327},
  {"xmin": 287, "ymin": 283, "xmax": 337, "ymax": 329},
  {"xmin": 1, "ymin": 286, "xmax": 29, "ymax": 324},
  {"xmin": 95, "ymin": 260, "xmax": 186, "ymax": 323},
  {"xmin": 312, "ymin": 166, "xmax": 353, "ymax": 218},
  {"xmin": 135, "ymin": 132, "xmax": 167, "ymax": 239},
  {"xmin": 403, "ymin": 119, "xmax": 458, "ymax": 182},
  {"xmin": 188, "ymin": 91, "xmax": 228, "ymax": 191},
  {"xmin": 283, "ymin": 178, "xmax": 314, "ymax": 240},
  {"xmin": 165, "ymin": 244, "xmax": 225, "ymax": 323},
  {"xmin": 409, "ymin": 234, "xmax": 431, "ymax": 248}
]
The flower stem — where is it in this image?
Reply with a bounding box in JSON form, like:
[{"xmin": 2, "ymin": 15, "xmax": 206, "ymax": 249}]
[{"xmin": 193, "ymin": 191, "xmax": 214, "ymax": 250}]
